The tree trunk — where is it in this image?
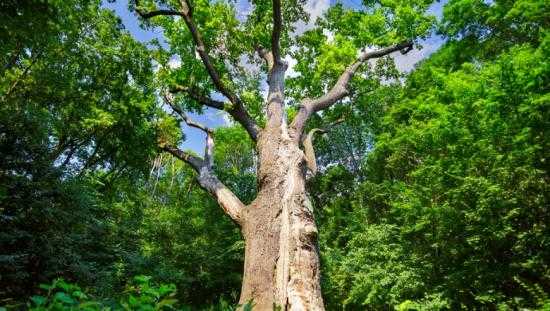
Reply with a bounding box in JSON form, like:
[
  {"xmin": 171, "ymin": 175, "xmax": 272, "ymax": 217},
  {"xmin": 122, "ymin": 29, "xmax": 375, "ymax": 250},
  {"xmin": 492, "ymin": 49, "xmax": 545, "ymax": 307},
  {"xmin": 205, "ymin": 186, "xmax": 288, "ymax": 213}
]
[{"xmin": 238, "ymin": 129, "xmax": 324, "ymax": 310}]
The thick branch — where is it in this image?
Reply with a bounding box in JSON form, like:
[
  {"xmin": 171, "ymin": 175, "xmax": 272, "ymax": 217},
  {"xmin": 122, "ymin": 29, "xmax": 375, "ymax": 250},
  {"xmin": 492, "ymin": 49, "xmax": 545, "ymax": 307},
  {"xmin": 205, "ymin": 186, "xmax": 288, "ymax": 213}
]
[
  {"xmin": 134, "ymin": 0, "xmax": 260, "ymax": 140},
  {"xmin": 134, "ymin": 0, "xmax": 182, "ymax": 19},
  {"xmin": 161, "ymin": 143, "xmax": 245, "ymax": 224},
  {"xmin": 170, "ymin": 85, "xmax": 259, "ymax": 140},
  {"xmin": 308, "ymin": 41, "xmax": 413, "ymax": 112},
  {"xmin": 161, "ymin": 144, "xmax": 204, "ymax": 171},
  {"xmin": 291, "ymin": 41, "xmax": 413, "ymax": 138},
  {"xmin": 160, "ymin": 91, "xmax": 244, "ymax": 223},
  {"xmin": 136, "ymin": 9, "xmax": 182, "ymax": 18},
  {"xmin": 197, "ymin": 167, "xmax": 244, "ymax": 225},
  {"xmin": 271, "ymin": 0, "xmax": 282, "ymax": 64},
  {"xmin": 170, "ymin": 85, "xmax": 225, "ymax": 110},
  {"xmin": 177, "ymin": 0, "xmax": 259, "ymax": 140}
]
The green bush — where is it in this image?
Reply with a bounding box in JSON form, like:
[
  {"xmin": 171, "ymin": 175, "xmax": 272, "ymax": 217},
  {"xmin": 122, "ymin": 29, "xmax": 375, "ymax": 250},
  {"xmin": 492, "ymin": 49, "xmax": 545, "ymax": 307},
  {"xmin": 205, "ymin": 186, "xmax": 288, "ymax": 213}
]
[
  {"xmin": 28, "ymin": 276, "xmax": 177, "ymax": 311},
  {"xmin": 20, "ymin": 277, "xmax": 254, "ymax": 311}
]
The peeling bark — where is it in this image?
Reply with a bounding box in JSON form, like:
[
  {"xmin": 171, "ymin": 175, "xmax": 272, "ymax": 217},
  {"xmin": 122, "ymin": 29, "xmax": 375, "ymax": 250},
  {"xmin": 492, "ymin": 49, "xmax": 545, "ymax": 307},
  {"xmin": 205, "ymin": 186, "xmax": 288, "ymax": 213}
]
[{"xmin": 239, "ymin": 130, "xmax": 324, "ymax": 310}]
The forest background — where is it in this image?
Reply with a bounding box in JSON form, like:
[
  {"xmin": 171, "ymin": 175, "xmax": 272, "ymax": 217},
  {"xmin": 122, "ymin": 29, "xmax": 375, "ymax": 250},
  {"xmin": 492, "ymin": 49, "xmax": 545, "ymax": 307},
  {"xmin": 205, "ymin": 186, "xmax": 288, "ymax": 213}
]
[{"xmin": 1, "ymin": 0, "xmax": 549, "ymax": 309}]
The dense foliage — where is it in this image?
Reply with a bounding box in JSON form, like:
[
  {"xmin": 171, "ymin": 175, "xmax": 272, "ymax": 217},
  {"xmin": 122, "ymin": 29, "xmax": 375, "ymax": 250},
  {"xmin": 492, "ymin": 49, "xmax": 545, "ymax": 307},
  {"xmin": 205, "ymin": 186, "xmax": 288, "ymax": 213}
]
[
  {"xmin": 1, "ymin": 0, "xmax": 549, "ymax": 310},
  {"xmin": 314, "ymin": 0, "xmax": 550, "ymax": 309}
]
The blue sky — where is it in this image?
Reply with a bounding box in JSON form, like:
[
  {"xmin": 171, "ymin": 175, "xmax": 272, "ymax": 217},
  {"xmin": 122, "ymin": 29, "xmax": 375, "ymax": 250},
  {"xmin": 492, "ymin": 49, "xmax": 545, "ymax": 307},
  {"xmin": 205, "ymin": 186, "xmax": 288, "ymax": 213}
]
[{"xmin": 102, "ymin": 0, "xmax": 445, "ymax": 153}]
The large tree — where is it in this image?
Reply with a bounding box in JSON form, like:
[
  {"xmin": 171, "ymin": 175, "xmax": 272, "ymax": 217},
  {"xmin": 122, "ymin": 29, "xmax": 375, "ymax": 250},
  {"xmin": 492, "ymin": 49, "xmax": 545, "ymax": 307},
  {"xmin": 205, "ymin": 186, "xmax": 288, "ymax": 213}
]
[{"xmin": 133, "ymin": 0, "xmax": 434, "ymax": 309}]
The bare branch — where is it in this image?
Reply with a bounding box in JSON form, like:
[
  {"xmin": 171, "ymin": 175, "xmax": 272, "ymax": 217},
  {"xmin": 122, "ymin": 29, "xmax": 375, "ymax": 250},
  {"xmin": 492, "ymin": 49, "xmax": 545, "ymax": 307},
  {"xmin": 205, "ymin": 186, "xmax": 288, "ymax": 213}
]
[
  {"xmin": 170, "ymin": 85, "xmax": 226, "ymax": 110},
  {"xmin": 161, "ymin": 144, "xmax": 204, "ymax": 171},
  {"xmin": 291, "ymin": 41, "xmax": 413, "ymax": 138},
  {"xmin": 169, "ymin": 84, "xmax": 259, "ymax": 140},
  {"xmin": 163, "ymin": 93, "xmax": 214, "ymax": 134},
  {"xmin": 302, "ymin": 118, "xmax": 344, "ymax": 175},
  {"xmin": 160, "ymin": 142, "xmax": 245, "ymax": 224},
  {"xmin": 160, "ymin": 92, "xmax": 245, "ymax": 223},
  {"xmin": 177, "ymin": 0, "xmax": 260, "ymax": 140},
  {"xmin": 308, "ymin": 41, "xmax": 413, "ymax": 113},
  {"xmin": 197, "ymin": 168, "xmax": 245, "ymax": 224},
  {"xmin": 204, "ymin": 132, "xmax": 214, "ymax": 169},
  {"xmin": 271, "ymin": 0, "xmax": 282, "ymax": 64}
]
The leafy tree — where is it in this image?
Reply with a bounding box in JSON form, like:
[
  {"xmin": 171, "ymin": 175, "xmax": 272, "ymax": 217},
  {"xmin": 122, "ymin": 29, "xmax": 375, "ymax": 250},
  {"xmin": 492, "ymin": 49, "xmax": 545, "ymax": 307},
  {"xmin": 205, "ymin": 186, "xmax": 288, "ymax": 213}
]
[
  {"xmin": 0, "ymin": 0, "xmax": 159, "ymax": 300},
  {"xmin": 131, "ymin": 0, "xmax": 434, "ymax": 308},
  {"xmin": 313, "ymin": 1, "xmax": 550, "ymax": 309}
]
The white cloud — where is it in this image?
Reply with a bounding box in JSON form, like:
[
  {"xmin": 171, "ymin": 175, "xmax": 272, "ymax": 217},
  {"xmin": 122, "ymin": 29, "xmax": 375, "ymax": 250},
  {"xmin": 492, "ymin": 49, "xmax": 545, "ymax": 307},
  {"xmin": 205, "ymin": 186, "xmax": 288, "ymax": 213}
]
[
  {"xmin": 168, "ymin": 55, "xmax": 181, "ymax": 69},
  {"xmin": 392, "ymin": 38, "xmax": 443, "ymax": 72},
  {"xmin": 284, "ymin": 54, "xmax": 299, "ymax": 78},
  {"xmin": 283, "ymin": 0, "xmax": 331, "ymax": 78},
  {"xmin": 294, "ymin": 0, "xmax": 331, "ymax": 35}
]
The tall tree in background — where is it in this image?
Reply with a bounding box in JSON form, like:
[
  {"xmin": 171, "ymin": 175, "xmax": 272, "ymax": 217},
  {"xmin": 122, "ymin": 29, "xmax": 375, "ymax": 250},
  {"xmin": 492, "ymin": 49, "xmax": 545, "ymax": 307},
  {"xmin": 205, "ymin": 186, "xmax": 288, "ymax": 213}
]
[
  {"xmin": 0, "ymin": 0, "xmax": 159, "ymax": 299},
  {"xmin": 134, "ymin": 0, "xmax": 433, "ymax": 308}
]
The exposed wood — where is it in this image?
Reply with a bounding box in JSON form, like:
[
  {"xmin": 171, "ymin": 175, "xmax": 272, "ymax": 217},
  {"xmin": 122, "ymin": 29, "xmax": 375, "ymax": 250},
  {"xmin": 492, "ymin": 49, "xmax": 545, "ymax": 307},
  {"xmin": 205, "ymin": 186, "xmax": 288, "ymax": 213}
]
[
  {"xmin": 255, "ymin": 46, "xmax": 274, "ymax": 70},
  {"xmin": 238, "ymin": 133, "xmax": 324, "ymax": 310},
  {"xmin": 302, "ymin": 128, "xmax": 325, "ymax": 175},
  {"xmin": 302, "ymin": 118, "xmax": 345, "ymax": 175}
]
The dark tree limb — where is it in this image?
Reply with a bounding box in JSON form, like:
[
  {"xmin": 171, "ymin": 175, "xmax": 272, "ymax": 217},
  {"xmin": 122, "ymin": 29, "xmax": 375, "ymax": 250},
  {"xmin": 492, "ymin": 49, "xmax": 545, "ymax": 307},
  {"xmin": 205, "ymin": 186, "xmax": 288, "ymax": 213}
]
[
  {"xmin": 177, "ymin": 0, "xmax": 259, "ymax": 140},
  {"xmin": 169, "ymin": 84, "xmax": 259, "ymax": 139},
  {"xmin": 136, "ymin": 9, "xmax": 182, "ymax": 18},
  {"xmin": 291, "ymin": 41, "xmax": 413, "ymax": 139},
  {"xmin": 134, "ymin": 0, "xmax": 183, "ymax": 18},
  {"xmin": 170, "ymin": 85, "xmax": 226, "ymax": 110},
  {"xmin": 271, "ymin": 0, "xmax": 283, "ymax": 64},
  {"xmin": 134, "ymin": 0, "xmax": 260, "ymax": 141}
]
